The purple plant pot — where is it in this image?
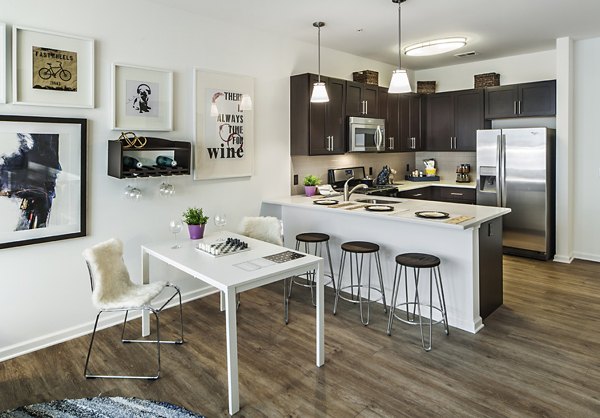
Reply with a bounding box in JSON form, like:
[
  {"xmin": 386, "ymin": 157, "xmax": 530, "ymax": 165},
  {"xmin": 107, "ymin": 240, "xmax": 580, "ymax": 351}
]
[
  {"xmin": 188, "ymin": 224, "xmax": 205, "ymax": 240},
  {"xmin": 305, "ymin": 186, "xmax": 317, "ymax": 197}
]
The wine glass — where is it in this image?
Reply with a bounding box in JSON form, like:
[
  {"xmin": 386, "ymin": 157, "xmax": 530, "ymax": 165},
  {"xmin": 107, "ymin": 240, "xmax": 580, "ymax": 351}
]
[
  {"xmin": 214, "ymin": 213, "xmax": 227, "ymax": 240},
  {"xmin": 169, "ymin": 220, "xmax": 183, "ymax": 249}
]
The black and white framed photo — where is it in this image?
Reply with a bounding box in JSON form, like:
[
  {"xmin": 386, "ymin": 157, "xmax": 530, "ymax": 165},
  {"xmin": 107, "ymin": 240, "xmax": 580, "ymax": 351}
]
[
  {"xmin": 1, "ymin": 23, "xmax": 7, "ymax": 104},
  {"xmin": 193, "ymin": 69, "xmax": 254, "ymax": 180},
  {"xmin": 12, "ymin": 26, "xmax": 94, "ymax": 108},
  {"xmin": 112, "ymin": 63, "xmax": 173, "ymax": 131},
  {"xmin": 0, "ymin": 115, "xmax": 87, "ymax": 249}
]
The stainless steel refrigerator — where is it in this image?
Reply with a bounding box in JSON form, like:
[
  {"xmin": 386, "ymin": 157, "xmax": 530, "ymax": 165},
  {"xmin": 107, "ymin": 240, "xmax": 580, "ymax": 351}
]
[{"xmin": 476, "ymin": 128, "xmax": 555, "ymax": 260}]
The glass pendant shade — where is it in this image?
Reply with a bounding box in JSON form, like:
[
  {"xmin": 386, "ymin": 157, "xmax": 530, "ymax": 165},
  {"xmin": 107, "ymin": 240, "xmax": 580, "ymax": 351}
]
[
  {"xmin": 388, "ymin": 69, "xmax": 411, "ymax": 93},
  {"xmin": 239, "ymin": 94, "xmax": 253, "ymax": 110},
  {"xmin": 311, "ymin": 82, "xmax": 329, "ymax": 103}
]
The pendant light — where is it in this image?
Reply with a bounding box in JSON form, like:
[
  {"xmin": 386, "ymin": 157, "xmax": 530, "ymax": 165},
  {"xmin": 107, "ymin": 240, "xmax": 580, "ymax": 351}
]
[
  {"xmin": 310, "ymin": 21, "xmax": 329, "ymax": 103},
  {"xmin": 388, "ymin": 0, "xmax": 411, "ymax": 94}
]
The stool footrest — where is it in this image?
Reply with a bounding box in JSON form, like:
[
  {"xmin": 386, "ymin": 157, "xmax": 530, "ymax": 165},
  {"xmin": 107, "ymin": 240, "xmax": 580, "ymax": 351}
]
[
  {"xmin": 390, "ymin": 302, "xmax": 446, "ymax": 326},
  {"xmin": 337, "ymin": 285, "xmax": 385, "ymax": 305}
]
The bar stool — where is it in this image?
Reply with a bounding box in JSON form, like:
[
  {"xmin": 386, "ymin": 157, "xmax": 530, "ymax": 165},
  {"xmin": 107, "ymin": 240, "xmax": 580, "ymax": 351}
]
[
  {"xmin": 285, "ymin": 232, "xmax": 336, "ymax": 324},
  {"xmin": 387, "ymin": 253, "xmax": 449, "ymax": 351},
  {"xmin": 333, "ymin": 241, "xmax": 387, "ymax": 325}
]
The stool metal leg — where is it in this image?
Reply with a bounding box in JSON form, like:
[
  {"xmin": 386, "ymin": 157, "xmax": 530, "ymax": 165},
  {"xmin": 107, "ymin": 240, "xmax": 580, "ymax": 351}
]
[
  {"xmin": 387, "ymin": 262, "xmax": 401, "ymax": 335},
  {"xmin": 434, "ymin": 266, "xmax": 450, "ymax": 335},
  {"xmin": 325, "ymin": 241, "xmax": 336, "ymax": 293},
  {"xmin": 333, "ymin": 250, "xmax": 347, "ymax": 314},
  {"xmin": 374, "ymin": 251, "xmax": 387, "ymax": 314},
  {"xmin": 357, "ymin": 253, "xmax": 370, "ymax": 326}
]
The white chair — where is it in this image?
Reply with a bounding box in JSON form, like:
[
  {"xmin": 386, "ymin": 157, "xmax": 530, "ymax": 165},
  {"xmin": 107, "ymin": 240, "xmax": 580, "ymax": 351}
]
[{"xmin": 82, "ymin": 238, "xmax": 184, "ymax": 380}]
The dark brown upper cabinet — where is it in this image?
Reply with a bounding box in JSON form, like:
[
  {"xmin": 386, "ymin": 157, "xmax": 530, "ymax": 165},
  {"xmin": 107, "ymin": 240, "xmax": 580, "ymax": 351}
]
[
  {"xmin": 425, "ymin": 89, "xmax": 488, "ymax": 151},
  {"xmin": 346, "ymin": 81, "xmax": 379, "ymax": 118},
  {"xmin": 485, "ymin": 80, "xmax": 556, "ymax": 119},
  {"xmin": 401, "ymin": 94, "xmax": 424, "ymax": 151},
  {"xmin": 290, "ymin": 73, "xmax": 346, "ymax": 155},
  {"xmin": 378, "ymin": 88, "xmax": 422, "ymax": 153}
]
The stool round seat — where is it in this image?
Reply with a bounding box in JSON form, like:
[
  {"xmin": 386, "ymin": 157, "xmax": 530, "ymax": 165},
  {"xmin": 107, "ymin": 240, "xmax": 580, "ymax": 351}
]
[
  {"xmin": 341, "ymin": 241, "xmax": 380, "ymax": 254},
  {"xmin": 296, "ymin": 232, "xmax": 330, "ymax": 243},
  {"xmin": 395, "ymin": 253, "xmax": 441, "ymax": 269}
]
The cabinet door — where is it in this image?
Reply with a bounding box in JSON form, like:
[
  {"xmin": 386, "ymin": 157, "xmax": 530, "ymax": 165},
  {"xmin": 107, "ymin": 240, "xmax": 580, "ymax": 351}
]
[
  {"xmin": 485, "ymin": 85, "xmax": 518, "ymax": 119},
  {"xmin": 325, "ymin": 77, "xmax": 347, "ymax": 153},
  {"xmin": 386, "ymin": 93, "xmax": 400, "ymax": 152},
  {"xmin": 363, "ymin": 84, "xmax": 379, "ymax": 117},
  {"xmin": 398, "ymin": 187, "xmax": 432, "ymax": 200},
  {"xmin": 345, "ymin": 81, "xmax": 378, "ymax": 117},
  {"xmin": 307, "ymin": 75, "xmax": 329, "ymax": 155},
  {"xmin": 518, "ymin": 80, "xmax": 556, "ymax": 117},
  {"xmin": 439, "ymin": 187, "xmax": 476, "ymax": 204},
  {"xmin": 454, "ymin": 89, "xmax": 486, "ymax": 151},
  {"xmin": 425, "ymin": 93, "xmax": 454, "ymax": 151},
  {"xmin": 408, "ymin": 94, "xmax": 423, "ymax": 151}
]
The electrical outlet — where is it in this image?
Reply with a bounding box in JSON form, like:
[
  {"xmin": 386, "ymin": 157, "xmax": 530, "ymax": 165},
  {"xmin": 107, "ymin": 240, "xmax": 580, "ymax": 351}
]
[
  {"xmin": 293, "ymin": 174, "xmax": 298, "ymax": 185},
  {"xmin": 369, "ymin": 167, "xmax": 373, "ymax": 176}
]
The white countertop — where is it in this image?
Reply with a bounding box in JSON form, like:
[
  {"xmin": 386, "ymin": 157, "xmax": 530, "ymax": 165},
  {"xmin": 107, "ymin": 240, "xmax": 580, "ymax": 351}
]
[{"xmin": 264, "ymin": 194, "xmax": 509, "ymax": 230}]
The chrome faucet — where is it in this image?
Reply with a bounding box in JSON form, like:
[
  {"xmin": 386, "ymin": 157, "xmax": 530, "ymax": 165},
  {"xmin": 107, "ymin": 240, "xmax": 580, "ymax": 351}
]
[{"xmin": 344, "ymin": 177, "xmax": 368, "ymax": 201}]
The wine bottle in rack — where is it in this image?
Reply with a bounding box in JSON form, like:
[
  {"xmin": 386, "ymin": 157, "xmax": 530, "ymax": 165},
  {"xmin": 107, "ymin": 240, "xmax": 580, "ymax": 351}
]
[
  {"xmin": 156, "ymin": 155, "xmax": 177, "ymax": 167},
  {"xmin": 122, "ymin": 156, "xmax": 142, "ymax": 169}
]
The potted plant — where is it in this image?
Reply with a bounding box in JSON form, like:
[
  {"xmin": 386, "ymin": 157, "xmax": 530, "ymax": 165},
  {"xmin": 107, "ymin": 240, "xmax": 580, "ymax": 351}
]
[
  {"xmin": 303, "ymin": 174, "xmax": 321, "ymax": 197},
  {"xmin": 182, "ymin": 207, "xmax": 209, "ymax": 239}
]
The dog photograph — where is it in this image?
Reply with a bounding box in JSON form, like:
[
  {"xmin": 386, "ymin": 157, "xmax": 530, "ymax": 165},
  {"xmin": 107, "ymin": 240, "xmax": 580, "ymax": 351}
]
[{"xmin": 125, "ymin": 80, "xmax": 159, "ymax": 117}]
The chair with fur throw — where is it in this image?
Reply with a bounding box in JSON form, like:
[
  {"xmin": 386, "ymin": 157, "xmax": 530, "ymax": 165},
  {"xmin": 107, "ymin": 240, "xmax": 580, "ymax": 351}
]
[{"xmin": 82, "ymin": 238, "xmax": 184, "ymax": 379}]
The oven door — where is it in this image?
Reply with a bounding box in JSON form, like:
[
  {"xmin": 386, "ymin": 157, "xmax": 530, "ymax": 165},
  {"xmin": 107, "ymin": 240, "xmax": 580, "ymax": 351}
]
[{"xmin": 349, "ymin": 117, "xmax": 385, "ymax": 152}]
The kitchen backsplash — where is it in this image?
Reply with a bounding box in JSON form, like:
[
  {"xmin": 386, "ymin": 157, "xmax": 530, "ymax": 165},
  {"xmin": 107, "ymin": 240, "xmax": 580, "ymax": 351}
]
[{"xmin": 291, "ymin": 151, "xmax": 476, "ymax": 195}]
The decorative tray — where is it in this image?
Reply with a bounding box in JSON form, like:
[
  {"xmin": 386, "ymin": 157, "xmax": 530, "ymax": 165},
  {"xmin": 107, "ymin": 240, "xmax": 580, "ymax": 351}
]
[
  {"xmin": 405, "ymin": 176, "xmax": 440, "ymax": 182},
  {"xmin": 313, "ymin": 199, "xmax": 339, "ymax": 205},
  {"xmin": 415, "ymin": 210, "xmax": 450, "ymax": 219},
  {"xmin": 365, "ymin": 204, "xmax": 395, "ymax": 212}
]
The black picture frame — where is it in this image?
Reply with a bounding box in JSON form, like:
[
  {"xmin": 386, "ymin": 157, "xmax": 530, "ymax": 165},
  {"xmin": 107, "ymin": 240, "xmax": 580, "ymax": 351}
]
[{"xmin": 0, "ymin": 115, "xmax": 87, "ymax": 249}]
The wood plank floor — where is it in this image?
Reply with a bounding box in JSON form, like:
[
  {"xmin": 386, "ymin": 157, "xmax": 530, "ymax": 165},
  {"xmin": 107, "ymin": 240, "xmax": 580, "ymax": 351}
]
[{"xmin": 1, "ymin": 256, "xmax": 599, "ymax": 417}]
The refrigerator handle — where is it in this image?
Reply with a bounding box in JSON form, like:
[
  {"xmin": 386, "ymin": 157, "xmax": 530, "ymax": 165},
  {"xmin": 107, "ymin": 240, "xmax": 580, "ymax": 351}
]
[
  {"xmin": 496, "ymin": 134, "xmax": 503, "ymax": 207},
  {"xmin": 500, "ymin": 134, "xmax": 507, "ymax": 207}
]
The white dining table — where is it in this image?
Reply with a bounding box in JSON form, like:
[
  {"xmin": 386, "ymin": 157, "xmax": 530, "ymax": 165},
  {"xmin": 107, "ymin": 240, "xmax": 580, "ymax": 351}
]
[{"xmin": 140, "ymin": 231, "xmax": 325, "ymax": 415}]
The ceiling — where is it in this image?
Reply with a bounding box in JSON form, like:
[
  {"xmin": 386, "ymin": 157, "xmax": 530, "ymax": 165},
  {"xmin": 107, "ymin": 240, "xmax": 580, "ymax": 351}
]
[{"xmin": 149, "ymin": 0, "xmax": 600, "ymax": 70}]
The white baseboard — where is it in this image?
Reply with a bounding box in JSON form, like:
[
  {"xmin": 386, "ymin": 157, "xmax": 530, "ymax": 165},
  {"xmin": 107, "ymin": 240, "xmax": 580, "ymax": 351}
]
[
  {"xmin": 0, "ymin": 286, "xmax": 218, "ymax": 363},
  {"xmin": 553, "ymin": 254, "xmax": 574, "ymax": 263},
  {"xmin": 572, "ymin": 251, "xmax": 600, "ymax": 263}
]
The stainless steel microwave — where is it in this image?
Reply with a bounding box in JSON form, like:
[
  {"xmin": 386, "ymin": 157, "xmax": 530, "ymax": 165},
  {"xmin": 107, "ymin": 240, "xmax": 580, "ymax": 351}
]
[{"xmin": 348, "ymin": 117, "xmax": 385, "ymax": 152}]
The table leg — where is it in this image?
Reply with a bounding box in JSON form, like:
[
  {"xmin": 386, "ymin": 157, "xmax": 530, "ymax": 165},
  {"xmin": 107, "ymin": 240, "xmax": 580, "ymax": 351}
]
[
  {"xmin": 141, "ymin": 248, "xmax": 150, "ymax": 337},
  {"xmin": 220, "ymin": 291, "xmax": 225, "ymax": 311},
  {"xmin": 225, "ymin": 288, "xmax": 240, "ymax": 415},
  {"xmin": 316, "ymin": 259, "xmax": 325, "ymax": 367}
]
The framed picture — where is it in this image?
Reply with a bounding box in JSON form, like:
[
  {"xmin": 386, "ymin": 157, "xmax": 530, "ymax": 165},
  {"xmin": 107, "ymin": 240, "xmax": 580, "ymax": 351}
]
[
  {"xmin": 193, "ymin": 69, "xmax": 254, "ymax": 180},
  {"xmin": 12, "ymin": 26, "xmax": 94, "ymax": 108},
  {"xmin": 112, "ymin": 63, "xmax": 173, "ymax": 131},
  {"xmin": 0, "ymin": 115, "xmax": 87, "ymax": 249},
  {"xmin": 1, "ymin": 23, "xmax": 7, "ymax": 104}
]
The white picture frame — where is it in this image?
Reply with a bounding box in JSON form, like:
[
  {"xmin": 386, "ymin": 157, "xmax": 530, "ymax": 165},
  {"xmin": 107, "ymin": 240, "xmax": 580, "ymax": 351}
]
[
  {"xmin": 193, "ymin": 69, "xmax": 254, "ymax": 180},
  {"xmin": 0, "ymin": 23, "xmax": 6, "ymax": 104},
  {"xmin": 112, "ymin": 63, "xmax": 173, "ymax": 131},
  {"xmin": 12, "ymin": 26, "xmax": 94, "ymax": 108}
]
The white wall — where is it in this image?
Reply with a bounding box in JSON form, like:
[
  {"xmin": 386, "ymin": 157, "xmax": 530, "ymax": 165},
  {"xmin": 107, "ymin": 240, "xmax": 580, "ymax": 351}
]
[
  {"xmin": 414, "ymin": 50, "xmax": 556, "ymax": 92},
  {"xmin": 573, "ymin": 37, "xmax": 600, "ymax": 262},
  {"xmin": 0, "ymin": 0, "xmax": 395, "ymax": 360}
]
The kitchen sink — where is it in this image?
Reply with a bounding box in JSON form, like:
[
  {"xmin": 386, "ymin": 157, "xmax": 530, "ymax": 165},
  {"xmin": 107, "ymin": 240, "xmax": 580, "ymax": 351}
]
[{"xmin": 355, "ymin": 198, "xmax": 400, "ymax": 205}]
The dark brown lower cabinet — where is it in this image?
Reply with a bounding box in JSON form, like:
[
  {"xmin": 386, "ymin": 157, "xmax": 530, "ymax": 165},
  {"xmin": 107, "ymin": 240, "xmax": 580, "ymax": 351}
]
[
  {"xmin": 397, "ymin": 186, "xmax": 475, "ymax": 204},
  {"xmin": 479, "ymin": 217, "xmax": 503, "ymax": 319}
]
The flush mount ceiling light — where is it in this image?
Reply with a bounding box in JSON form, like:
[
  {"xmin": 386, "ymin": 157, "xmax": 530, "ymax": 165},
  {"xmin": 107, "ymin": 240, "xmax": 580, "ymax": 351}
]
[
  {"xmin": 404, "ymin": 37, "xmax": 467, "ymax": 56},
  {"xmin": 310, "ymin": 21, "xmax": 329, "ymax": 103},
  {"xmin": 388, "ymin": 0, "xmax": 411, "ymax": 94}
]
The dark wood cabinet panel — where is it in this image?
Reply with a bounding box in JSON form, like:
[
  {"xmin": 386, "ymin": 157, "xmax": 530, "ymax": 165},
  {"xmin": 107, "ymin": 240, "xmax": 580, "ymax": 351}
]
[
  {"xmin": 479, "ymin": 217, "xmax": 503, "ymax": 319},
  {"xmin": 290, "ymin": 73, "xmax": 346, "ymax": 155},
  {"xmin": 408, "ymin": 95, "xmax": 424, "ymax": 151},
  {"xmin": 439, "ymin": 187, "xmax": 476, "ymax": 204},
  {"xmin": 454, "ymin": 89, "xmax": 486, "ymax": 151},
  {"xmin": 485, "ymin": 80, "xmax": 556, "ymax": 119},
  {"xmin": 346, "ymin": 81, "xmax": 378, "ymax": 117},
  {"xmin": 425, "ymin": 89, "xmax": 487, "ymax": 151},
  {"xmin": 425, "ymin": 93, "xmax": 455, "ymax": 151},
  {"xmin": 398, "ymin": 186, "xmax": 433, "ymax": 200}
]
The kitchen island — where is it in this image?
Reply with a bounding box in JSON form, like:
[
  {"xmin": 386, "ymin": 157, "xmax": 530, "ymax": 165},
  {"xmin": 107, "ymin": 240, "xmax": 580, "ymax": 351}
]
[{"xmin": 262, "ymin": 195, "xmax": 510, "ymax": 333}]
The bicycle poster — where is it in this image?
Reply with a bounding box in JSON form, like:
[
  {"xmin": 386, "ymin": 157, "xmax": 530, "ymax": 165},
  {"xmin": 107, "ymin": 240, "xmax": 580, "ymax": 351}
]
[{"xmin": 32, "ymin": 46, "xmax": 78, "ymax": 92}]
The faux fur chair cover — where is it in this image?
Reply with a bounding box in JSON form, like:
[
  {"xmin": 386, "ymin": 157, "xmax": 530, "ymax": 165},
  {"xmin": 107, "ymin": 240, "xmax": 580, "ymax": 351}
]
[
  {"xmin": 82, "ymin": 238, "xmax": 167, "ymax": 309},
  {"xmin": 239, "ymin": 216, "xmax": 283, "ymax": 246}
]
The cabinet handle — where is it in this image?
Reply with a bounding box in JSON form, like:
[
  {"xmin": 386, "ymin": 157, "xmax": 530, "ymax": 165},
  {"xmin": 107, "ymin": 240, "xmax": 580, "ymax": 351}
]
[
  {"xmin": 450, "ymin": 137, "xmax": 453, "ymax": 149},
  {"xmin": 454, "ymin": 137, "xmax": 457, "ymax": 149},
  {"xmin": 329, "ymin": 136, "xmax": 333, "ymax": 151},
  {"xmin": 361, "ymin": 100, "xmax": 365, "ymax": 115},
  {"xmin": 450, "ymin": 192, "xmax": 464, "ymax": 196},
  {"xmin": 518, "ymin": 100, "xmax": 522, "ymax": 115},
  {"xmin": 413, "ymin": 193, "xmax": 423, "ymax": 197},
  {"xmin": 514, "ymin": 101, "xmax": 518, "ymax": 115},
  {"xmin": 389, "ymin": 137, "xmax": 394, "ymax": 150},
  {"xmin": 365, "ymin": 100, "xmax": 368, "ymax": 115}
]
